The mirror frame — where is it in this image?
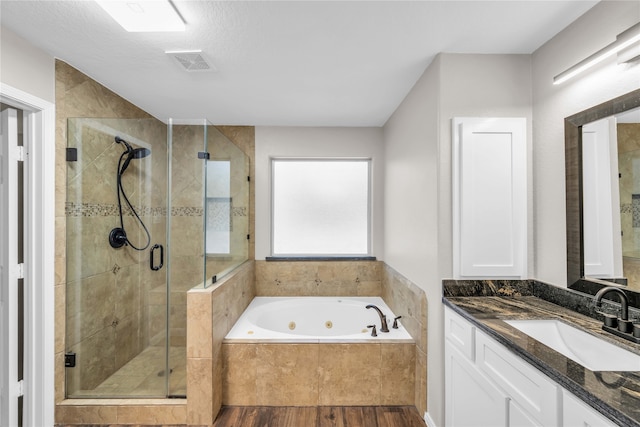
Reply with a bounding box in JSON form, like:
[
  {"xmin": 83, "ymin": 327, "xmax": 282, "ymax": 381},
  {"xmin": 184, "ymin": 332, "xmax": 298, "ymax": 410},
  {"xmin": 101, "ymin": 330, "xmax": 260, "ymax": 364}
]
[{"xmin": 565, "ymin": 88, "xmax": 640, "ymax": 289}]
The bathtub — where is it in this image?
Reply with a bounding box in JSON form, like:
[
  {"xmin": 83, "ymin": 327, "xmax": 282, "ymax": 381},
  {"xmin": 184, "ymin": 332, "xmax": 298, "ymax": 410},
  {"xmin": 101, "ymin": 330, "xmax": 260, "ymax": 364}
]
[{"xmin": 224, "ymin": 296, "xmax": 413, "ymax": 342}]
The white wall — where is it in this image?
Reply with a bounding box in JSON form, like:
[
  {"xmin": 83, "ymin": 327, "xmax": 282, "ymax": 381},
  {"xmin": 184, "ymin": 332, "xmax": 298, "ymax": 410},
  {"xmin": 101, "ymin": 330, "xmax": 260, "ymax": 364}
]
[
  {"xmin": 0, "ymin": 26, "xmax": 55, "ymax": 103},
  {"xmin": 383, "ymin": 53, "xmax": 532, "ymax": 426},
  {"xmin": 254, "ymin": 126, "xmax": 384, "ymax": 259},
  {"xmin": 383, "ymin": 54, "xmax": 440, "ymax": 423},
  {"xmin": 439, "ymin": 53, "xmax": 534, "ymax": 280},
  {"xmin": 533, "ymin": 0, "xmax": 640, "ymax": 287}
]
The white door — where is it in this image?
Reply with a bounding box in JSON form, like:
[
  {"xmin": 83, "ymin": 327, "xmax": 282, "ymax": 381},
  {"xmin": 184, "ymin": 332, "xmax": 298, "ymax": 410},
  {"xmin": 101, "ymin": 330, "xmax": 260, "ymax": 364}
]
[
  {"xmin": 0, "ymin": 85, "xmax": 55, "ymax": 427},
  {"xmin": 0, "ymin": 107, "xmax": 21, "ymax": 427},
  {"xmin": 582, "ymin": 118, "xmax": 621, "ymax": 278}
]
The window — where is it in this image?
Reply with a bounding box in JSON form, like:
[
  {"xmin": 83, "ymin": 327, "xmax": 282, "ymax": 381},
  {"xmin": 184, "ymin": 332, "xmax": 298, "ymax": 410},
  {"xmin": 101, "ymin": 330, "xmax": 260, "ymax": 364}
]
[{"xmin": 271, "ymin": 159, "xmax": 371, "ymax": 256}]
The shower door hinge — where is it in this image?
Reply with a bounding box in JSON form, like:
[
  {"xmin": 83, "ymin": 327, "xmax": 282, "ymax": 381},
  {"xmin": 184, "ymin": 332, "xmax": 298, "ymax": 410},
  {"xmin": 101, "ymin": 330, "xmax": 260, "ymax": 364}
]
[
  {"xmin": 198, "ymin": 152, "xmax": 210, "ymax": 160},
  {"xmin": 16, "ymin": 380, "xmax": 24, "ymax": 398},
  {"xmin": 16, "ymin": 263, "xmax": 24, "ymax": 280},
  {"xmin": 66, "ymin": 147, "xmax": 78, "ymax": 162},
  {"xmin": 16, "ymin": 146, "xmax": 25, "ymax": 162},
  {"xmin": 64, "ymin": 352, "xmax": 76, "ymax": 368}
]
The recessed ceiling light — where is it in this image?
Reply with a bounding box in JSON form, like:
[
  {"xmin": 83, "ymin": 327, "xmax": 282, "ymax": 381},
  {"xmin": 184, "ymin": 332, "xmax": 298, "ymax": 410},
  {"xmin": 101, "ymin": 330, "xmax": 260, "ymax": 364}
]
[{"xmin": 96, "ymin": 0, "xmax": 185, "ymax": 32}]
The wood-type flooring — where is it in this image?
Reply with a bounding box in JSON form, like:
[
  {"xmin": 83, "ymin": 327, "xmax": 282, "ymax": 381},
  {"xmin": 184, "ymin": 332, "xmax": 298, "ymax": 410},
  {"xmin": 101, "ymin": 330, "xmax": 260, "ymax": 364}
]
[
  {"xmin": 55, "ymin": 405, "xmax": 427, "ymax": 427},
  {"xmin": 212, "ymin": 405, "xmax": 426, "ymax": 427}
]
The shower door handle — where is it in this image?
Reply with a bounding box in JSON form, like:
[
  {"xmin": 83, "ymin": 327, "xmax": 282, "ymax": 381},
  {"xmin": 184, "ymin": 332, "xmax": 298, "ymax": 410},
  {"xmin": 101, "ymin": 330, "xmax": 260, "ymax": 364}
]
[{"xmin": 150, "ymin": 244, "xmax": 164, "ymax": 271}]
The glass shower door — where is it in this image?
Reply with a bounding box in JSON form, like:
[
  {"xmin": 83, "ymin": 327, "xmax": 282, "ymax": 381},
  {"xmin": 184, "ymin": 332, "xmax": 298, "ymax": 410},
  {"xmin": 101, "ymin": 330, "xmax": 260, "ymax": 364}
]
[{"xmin": 65, "ymin": 118, "xmax": 170, "ymax": 398}]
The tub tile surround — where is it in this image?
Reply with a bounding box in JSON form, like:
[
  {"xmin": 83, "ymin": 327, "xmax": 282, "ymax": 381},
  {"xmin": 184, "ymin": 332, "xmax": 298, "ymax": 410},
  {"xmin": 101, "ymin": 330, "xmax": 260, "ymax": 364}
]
[
  {"xmin": 255, "ymin": 260, "xmax": 382, "ymax": 296},
  {"xmin": 222, "ymin": 342, "xmax": 415, "ymax": 407},
  {"xmin": 443, "ymin": 279, "xmax": 640, "ymax": 426},
  {"xmin": 243, "ymin": 260, "xmax": 427, "ymax": 414},
  {"xmin": 382, "ymin": 264, "xmax": 428, "ymax": 415}
]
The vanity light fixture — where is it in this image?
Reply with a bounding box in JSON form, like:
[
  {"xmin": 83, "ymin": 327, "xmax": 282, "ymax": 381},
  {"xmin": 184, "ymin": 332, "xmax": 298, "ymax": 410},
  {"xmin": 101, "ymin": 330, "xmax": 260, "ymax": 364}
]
[
  {"xmin": 553, "ymin": 22, "xmax": 640, "ymax": 85},
  {"xmin": 95, "ymin": 0, "xmax": 185, "ymax": 32}
]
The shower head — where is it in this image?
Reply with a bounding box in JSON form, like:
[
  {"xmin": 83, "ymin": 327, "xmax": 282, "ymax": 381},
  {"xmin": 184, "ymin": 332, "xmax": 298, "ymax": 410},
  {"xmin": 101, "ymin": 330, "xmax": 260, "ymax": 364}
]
[
  {"xmin": 132, "ymin": 147, "xmax": 151, "ymax": 159},
  {"xmin": 120, "ymin": 147, "xmax": 151, "ymax": 174}
]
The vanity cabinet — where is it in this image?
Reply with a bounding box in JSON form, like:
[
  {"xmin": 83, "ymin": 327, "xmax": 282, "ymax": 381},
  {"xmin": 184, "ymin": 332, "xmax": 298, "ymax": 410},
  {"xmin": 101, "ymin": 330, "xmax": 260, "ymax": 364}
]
[{"xmin": 445, "ymin": 306, "xmax": 616, "ymax": 427}]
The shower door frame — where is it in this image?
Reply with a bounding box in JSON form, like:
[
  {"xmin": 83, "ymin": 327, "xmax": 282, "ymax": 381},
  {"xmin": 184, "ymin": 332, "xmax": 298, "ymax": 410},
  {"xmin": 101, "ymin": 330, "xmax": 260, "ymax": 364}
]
[{"xmin": 0, "ymin": 83, "xmax": 55, "ymax": 427}]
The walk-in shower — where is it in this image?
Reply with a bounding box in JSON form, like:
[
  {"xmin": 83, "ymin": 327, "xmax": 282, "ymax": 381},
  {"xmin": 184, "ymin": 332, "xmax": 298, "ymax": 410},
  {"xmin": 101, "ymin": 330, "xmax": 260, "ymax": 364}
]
[{"xmin": 64, "ymin": 118, "xmax": 249, "ymax": 398}]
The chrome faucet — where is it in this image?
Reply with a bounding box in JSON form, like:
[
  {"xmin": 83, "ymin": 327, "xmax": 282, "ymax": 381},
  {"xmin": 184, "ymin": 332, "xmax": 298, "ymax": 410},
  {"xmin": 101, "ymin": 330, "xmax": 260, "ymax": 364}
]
[
  {"xmin": 595, "ymin": 286, "xmax": 631, "ymax": 333},
  {"xmin": 366, "ymin": 304, "xmax": 389, "ymax": 333}
]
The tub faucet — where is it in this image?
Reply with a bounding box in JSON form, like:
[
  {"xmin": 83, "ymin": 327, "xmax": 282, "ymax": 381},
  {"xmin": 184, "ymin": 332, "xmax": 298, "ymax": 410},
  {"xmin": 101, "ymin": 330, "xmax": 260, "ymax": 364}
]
[
  {"xmin": 366, "ymin": 304, "xmax": 389, "ymax": 333},
  {"xmin": 595, "ymin": 286, "xmax": 631, "ymax": 333}
]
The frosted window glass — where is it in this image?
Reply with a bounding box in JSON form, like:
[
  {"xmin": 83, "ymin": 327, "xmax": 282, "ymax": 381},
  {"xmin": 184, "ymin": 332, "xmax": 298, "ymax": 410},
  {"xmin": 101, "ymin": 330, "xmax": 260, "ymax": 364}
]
[{"xmin": 272, "ymin": 159, "xmax": 370, "ymax": 255}]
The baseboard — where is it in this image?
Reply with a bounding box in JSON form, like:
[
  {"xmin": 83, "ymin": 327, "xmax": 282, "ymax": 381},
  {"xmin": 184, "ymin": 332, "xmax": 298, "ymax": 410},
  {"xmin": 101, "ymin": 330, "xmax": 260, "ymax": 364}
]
[{"xmin": 424, "ymin": 411, "xmax": 437, "ymax": 427}]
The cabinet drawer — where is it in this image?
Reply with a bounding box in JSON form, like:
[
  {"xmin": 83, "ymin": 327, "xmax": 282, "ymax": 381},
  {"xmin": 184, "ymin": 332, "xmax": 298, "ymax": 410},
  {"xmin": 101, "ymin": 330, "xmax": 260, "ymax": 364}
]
[
  {"xmin": 444, "ymin": 307, "xmax": 475, "ymax": 361},
  {"xmin": 476, "ymin": 330, "xmax": 559, "ymax": 427},
  {"xmin": 562, "ymin": 389, "xmax": 616, "ymax": 427}
]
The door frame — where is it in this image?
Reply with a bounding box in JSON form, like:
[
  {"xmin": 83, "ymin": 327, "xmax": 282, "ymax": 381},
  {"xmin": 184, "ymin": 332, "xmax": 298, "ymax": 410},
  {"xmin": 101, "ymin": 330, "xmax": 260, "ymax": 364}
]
[{"xmin": 1, "ymin": 83, "xmax": 55, "ymax": 427}]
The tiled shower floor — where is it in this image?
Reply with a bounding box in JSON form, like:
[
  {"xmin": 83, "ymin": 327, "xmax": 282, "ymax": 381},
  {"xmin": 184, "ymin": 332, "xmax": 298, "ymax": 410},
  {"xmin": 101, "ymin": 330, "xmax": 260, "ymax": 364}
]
[{"xmin": 88, "ymin": 346, "xmax": 186, "ymax": 397}]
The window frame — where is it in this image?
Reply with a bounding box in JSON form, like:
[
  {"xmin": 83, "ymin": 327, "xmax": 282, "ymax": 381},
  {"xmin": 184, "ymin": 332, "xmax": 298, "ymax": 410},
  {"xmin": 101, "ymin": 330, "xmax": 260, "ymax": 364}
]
[{"xmin": 270, "ymin": 157, "xmax": 373, "ymax": 258}]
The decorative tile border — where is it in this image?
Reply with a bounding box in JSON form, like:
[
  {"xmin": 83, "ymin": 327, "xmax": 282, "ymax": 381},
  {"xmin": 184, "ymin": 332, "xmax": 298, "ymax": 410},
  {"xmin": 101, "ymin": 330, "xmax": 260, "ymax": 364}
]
[
  {"xmin": 66, "ymin": 202, "xmax": 248, "ymax": 218},
  {"xmin": 65, "ymin": 202, "xmax": 165, "ymax": 217}
]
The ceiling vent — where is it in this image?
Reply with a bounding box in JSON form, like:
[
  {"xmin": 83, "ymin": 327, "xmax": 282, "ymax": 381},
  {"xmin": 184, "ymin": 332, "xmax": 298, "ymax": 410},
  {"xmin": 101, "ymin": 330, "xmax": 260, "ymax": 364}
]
[{"xmin": 167, "ymin": 50, "xmax": 216, "ymax": 72}]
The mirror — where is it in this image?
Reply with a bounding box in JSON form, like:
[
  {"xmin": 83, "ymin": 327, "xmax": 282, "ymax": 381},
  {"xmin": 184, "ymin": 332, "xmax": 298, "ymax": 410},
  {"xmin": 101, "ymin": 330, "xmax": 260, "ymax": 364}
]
[{"xmin": 565, "ymin": 88, "xmax": 640, "ymax": 296}]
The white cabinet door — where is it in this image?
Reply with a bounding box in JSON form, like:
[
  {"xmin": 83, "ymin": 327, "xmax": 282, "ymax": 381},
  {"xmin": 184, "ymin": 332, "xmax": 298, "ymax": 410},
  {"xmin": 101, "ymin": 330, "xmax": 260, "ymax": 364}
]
[
  {"xmin": 476, "ymin": 329, "xmax": 559, "ymax": 427},
  {"xmin": 446, "ymin": 341, "xmax": 508, "ymax": 427},
  {"xmin": 452, "ymin": 117, "xmax": 527, "ymax": 278},
  {"xmin": 509, "ymin": 399, "xmax": 542, "ymax": 427},
  {"xmin": 562, "ymin": 389, "xmax": 617, "ymax": 427}
]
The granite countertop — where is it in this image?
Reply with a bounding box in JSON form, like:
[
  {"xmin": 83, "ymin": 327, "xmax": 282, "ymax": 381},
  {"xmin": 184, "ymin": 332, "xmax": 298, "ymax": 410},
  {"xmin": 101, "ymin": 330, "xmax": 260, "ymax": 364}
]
[{"xmin": 443, "ymin": 294, "xmax": 640, "ymax": 426}]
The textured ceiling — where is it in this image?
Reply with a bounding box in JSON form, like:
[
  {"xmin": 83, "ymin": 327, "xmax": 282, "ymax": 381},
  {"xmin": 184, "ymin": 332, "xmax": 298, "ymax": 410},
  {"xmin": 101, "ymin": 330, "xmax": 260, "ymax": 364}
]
[{"xmin": 0, "ymin": 1, "xmax": 598, "ymax": 126}]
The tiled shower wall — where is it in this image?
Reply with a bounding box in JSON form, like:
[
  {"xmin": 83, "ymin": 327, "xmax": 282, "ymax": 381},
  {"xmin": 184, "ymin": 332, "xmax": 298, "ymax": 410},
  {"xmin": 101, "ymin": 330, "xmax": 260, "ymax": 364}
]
[{"xmin": 618, "ymin": 123, "xmax": 640, "ymax": 292}]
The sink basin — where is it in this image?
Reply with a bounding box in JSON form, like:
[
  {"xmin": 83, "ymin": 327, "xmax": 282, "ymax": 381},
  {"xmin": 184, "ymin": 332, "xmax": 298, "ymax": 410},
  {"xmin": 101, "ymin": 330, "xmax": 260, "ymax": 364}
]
[{"xmin": 504, "ymin": 319, "xmax": 640, "ymax": 371}]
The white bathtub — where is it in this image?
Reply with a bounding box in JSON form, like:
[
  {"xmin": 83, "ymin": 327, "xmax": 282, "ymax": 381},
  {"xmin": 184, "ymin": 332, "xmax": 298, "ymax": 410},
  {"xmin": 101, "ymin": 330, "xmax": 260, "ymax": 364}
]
[{"xmin": 224, "ymin": 296, "xmax": 413, "ymax": 342}]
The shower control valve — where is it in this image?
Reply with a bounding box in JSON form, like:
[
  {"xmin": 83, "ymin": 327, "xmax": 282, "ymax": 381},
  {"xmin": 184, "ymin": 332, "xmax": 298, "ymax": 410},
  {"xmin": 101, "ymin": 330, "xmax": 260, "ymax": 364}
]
[{"xmin": 109, "ymin": 227, "xmax": 128, "ymax": 248}]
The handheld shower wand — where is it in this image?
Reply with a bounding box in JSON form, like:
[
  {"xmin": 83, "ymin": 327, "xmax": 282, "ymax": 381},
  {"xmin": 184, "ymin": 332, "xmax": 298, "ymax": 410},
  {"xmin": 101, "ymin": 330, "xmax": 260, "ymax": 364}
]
[{"xmin": 109, "ymin": 136, "xmax": 152, "ymax": 250}]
